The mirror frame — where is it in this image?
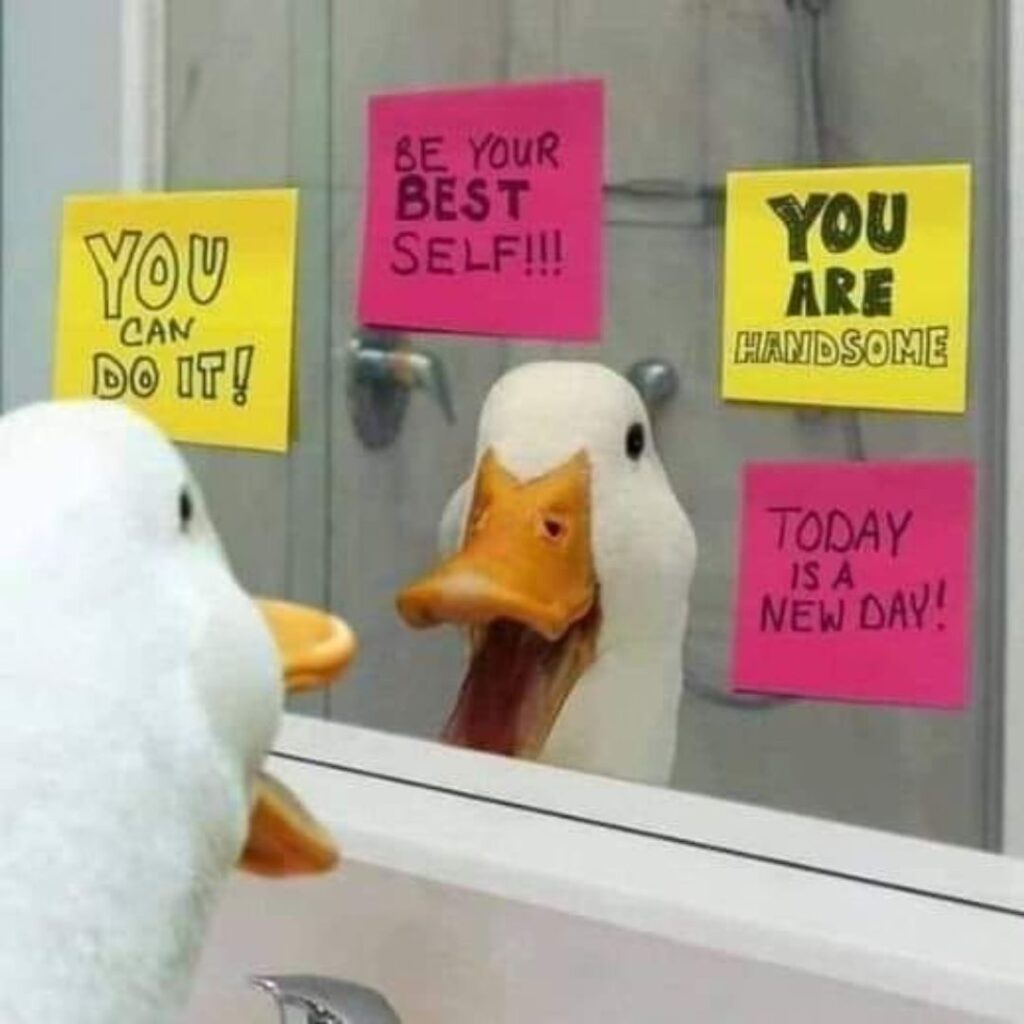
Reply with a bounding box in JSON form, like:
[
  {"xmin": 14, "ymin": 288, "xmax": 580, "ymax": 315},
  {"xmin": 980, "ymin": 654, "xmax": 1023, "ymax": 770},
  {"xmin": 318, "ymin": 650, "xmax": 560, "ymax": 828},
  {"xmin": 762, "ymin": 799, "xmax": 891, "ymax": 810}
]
[{"xmin": 266, "ymin": 736, "xmax": 1024, "ymax": 1018}]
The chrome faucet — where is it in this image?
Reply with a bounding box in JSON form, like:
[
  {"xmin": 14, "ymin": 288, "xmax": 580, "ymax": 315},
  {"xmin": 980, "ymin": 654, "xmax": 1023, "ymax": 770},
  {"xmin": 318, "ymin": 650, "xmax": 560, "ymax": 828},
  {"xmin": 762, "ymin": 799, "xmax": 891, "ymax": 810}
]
[{"xmin": 251, "ymin": 974, "xmax": 401, "ymax": 1024}]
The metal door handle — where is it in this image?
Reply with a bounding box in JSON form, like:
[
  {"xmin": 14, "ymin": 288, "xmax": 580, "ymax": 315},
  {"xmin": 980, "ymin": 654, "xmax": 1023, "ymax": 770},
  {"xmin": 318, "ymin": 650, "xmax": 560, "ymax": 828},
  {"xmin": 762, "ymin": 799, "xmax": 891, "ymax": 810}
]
[{"xmin": 346, "ymin": 330, "xmax": 454, "ymax": 449}]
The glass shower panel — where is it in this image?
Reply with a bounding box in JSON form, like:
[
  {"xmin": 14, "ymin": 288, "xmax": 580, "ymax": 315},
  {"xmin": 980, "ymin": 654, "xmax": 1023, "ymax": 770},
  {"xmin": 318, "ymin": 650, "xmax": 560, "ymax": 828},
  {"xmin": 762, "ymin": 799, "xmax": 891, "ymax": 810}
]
[{"xmin": 164, "ymin": 0, "xmax": 1006, "ymax": 847}]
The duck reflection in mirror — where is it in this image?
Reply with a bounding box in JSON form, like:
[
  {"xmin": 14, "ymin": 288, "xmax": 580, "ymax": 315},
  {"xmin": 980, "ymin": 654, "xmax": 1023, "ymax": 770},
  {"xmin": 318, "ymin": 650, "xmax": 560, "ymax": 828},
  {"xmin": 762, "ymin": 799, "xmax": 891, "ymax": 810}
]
[{"xmin": 398, "ymin": 361, "xmax": 696, "ymax": 785}]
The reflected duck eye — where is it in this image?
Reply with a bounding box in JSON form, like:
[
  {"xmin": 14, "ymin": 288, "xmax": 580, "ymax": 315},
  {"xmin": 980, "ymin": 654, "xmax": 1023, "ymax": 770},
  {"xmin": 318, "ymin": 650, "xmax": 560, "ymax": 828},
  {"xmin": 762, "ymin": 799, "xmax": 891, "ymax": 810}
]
[{"xmin": 625, "ymin": 422, "xmax": 645, "ymax": 461}]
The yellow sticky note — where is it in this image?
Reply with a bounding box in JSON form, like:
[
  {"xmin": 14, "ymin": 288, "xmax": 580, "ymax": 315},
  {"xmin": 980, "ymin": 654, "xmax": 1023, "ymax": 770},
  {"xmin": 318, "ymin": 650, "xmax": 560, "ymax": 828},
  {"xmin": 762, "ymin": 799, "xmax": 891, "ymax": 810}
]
[
  {"xmin": 721, "ymin": 164, "xmax": 971, "ymax": 413},
  {"xmin": 54, "ymin": 189, "xmax": 298, "ymax": 451}
]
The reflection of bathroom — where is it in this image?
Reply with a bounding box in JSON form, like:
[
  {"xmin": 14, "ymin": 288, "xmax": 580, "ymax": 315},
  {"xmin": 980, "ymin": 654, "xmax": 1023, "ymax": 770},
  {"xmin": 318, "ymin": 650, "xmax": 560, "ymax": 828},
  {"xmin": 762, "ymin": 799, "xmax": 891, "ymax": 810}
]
[
  {"xmin": 166, "ymin": 1, "xmax": 1001, "ymax": 847},
  {"xmin": 0, "ymin": 4, "xmax": 1016, "ymax": 1024}
]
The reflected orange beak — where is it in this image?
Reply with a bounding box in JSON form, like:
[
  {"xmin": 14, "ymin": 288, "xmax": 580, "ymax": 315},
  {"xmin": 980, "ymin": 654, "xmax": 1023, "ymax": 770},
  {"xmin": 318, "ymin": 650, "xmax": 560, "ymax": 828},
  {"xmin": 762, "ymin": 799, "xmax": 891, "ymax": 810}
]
[
  {"xmin": 397, "ymin": 450, "xmax": 600, "ymax": 757},
  {"xmin": 239, "ymin": 599, "xmax": 357, "ymax": 877},
  {"xmin": 398, "ymin": 450, "xmax": 596, "ymax": 641}
]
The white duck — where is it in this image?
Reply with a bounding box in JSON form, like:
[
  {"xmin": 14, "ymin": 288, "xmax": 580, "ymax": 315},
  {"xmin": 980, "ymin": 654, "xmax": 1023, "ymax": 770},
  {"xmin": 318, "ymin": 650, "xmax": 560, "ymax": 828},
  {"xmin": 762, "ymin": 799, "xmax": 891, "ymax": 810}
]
[
  {"xmin": 0, "ymin": 401, "xmax": 354, "ymax": 1024},
  {"xmin": 398, "ymin": 361, "xmax": 696, "ymax": 785}
]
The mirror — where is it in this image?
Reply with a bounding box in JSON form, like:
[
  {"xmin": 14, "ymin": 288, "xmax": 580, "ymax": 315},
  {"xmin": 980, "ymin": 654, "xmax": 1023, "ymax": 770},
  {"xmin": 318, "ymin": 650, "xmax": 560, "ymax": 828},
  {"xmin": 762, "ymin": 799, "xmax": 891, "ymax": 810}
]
[{"xmin": 165, "ymin": 0, "xmax": 1006, "ymax": 855}]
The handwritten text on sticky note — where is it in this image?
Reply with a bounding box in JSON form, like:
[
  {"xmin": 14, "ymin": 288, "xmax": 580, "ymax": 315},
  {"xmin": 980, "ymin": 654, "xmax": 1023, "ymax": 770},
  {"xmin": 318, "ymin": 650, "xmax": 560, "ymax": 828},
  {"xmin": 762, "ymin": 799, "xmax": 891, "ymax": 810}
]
[
  {"xmin": 721, "ymin": 164, "xmax": 971, "ymax": 412},
  {"xmin": 358, "ymin": 79, "xmax": 603, "ymax": 341},
  {"xmin": 54, "ymin": 190, "xmax": 297, "ymax": 452},
  {"xmin": 732, "ymin": 461, "xmax": 974, "ymax": 707}
]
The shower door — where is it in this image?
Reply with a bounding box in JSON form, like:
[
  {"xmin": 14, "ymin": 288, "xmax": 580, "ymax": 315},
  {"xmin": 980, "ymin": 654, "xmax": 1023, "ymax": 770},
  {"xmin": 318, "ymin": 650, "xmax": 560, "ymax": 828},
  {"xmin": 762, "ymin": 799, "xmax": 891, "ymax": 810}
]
[{"xmin": 167, "ymin": 0, "xmax": 1006, "ymax": 847}]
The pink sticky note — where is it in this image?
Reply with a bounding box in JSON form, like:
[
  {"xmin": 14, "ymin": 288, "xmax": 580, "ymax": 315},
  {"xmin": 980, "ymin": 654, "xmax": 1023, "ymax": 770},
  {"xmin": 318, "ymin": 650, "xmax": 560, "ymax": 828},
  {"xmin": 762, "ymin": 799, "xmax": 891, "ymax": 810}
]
[
  {"xmin": 358, "ymin": 79, "xmax": 603, "ymax": 341},
  {"xmin": 732, "ymin": 461, "xmax": 974, "ymax": 708}
]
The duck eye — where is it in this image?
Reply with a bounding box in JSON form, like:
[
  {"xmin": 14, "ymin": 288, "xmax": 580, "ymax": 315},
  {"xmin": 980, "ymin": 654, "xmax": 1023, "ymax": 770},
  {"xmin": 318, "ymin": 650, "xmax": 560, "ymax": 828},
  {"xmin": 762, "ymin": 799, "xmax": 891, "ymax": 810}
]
[
  {"xmin": 625, "ymin": 422, "xmax": 645, "ymax": 461},
  {"xmin": 178, "ymin": 488, "xmax": 194, "ymax": 532}
]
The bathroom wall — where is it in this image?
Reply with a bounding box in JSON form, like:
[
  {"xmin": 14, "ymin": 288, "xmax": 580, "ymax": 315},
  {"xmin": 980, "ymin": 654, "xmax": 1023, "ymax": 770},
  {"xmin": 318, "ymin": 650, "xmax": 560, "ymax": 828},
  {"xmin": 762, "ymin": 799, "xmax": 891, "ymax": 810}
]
[
  {"xmin": 185, "ymin": 861, "xmax": 995, "ymax": 1024},
  {"xmin": 1, "ymin": 0, "xmax": 124, "ymax": 410}
]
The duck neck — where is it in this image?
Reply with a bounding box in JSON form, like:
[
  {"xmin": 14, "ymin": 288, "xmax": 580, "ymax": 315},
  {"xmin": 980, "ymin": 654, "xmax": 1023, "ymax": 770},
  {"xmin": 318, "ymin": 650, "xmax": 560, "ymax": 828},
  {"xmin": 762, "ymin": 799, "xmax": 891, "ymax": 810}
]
[{"xmin": 542, "ymin": 619, "xmax": 686, "ymax": 786}]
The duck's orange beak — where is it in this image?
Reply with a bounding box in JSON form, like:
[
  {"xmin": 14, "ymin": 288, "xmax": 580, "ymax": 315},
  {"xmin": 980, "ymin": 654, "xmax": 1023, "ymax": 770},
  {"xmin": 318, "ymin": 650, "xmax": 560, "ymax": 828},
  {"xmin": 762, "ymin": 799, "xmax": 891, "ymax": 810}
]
[
  {"xmin": 397, "ymin": 450, "xmax": 601, "ymax": 758},
  {"xmin": 239, "ymin": 600, "xmax": 357, "ymax": 877},
  {"xmin": 397, "ymin": 450, "xmax": 596, "ymax": 641},
  {"xmin": 257, "ymin": 598, "xmax": 357, "ymax": 692}
]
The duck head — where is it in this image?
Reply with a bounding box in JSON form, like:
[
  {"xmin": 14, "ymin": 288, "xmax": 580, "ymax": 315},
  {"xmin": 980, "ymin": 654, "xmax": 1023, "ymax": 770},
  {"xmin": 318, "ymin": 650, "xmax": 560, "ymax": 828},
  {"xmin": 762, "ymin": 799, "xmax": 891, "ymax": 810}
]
[
  {"xmin": 0, "ymin": 400, "xmax": 353, "ymax": 878},
  {"xmin": 397, "ymin": 362, "xmax": 696, "ymax": 776}
]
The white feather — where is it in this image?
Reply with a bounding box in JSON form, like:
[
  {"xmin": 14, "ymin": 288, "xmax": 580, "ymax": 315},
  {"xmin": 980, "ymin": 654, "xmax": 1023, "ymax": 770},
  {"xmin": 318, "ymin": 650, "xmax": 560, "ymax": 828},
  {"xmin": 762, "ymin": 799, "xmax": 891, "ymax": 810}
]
[{"xmin": 0, "ymin": 401, "xmax": 281, "ymax": 1024}]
